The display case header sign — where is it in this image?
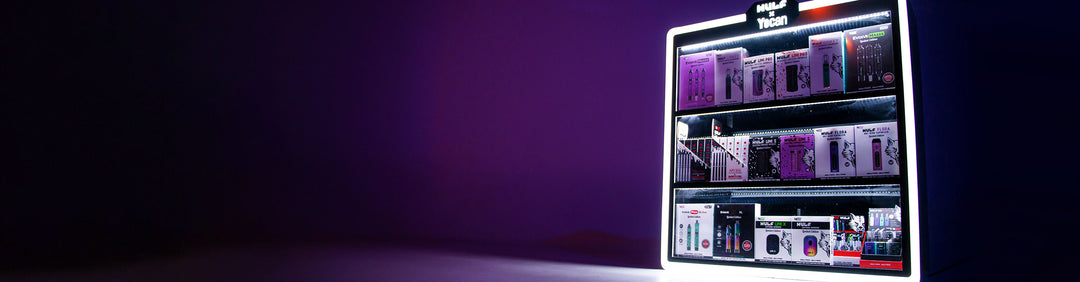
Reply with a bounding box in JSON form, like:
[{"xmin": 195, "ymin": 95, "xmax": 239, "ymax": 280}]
[{"xmin": 746, "ymin": 0, "xmax": 800, "ymax": 30}]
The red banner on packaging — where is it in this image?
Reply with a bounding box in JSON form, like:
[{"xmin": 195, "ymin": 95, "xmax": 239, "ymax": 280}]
[{"xmin": 860, "ymin": 260, "xmax": 902, "ymax": 270}]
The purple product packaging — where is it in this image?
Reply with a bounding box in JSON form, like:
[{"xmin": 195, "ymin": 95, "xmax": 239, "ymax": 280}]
[
  {"xmin": 714, "ymin": 48, "xmax": 748, "ymax": 106},
  {"xmin": 855, "ymin": 122, "xmax": 900, "ymax": 177},
  {"xmin": 743, "ymin": 53, "xmax": 775, "ymax": 103},
  {"xmin": 808, "ymin": 32, "xmax": 845, "ymax": 95},
  {"xmin": 775, "ymin": 49, "xmax": 810, "ymax": 100},
  {"xmin": 749, "ymin": 136, "xmax": 781, "ymax": 181},
  {"xmin": 716, "ymin": 136, "xmax": 749, "ymax": 182},
  {"xmin": 814, "ymin": 126, "xmax": 856, "ymax": 178},
  {"xmin": 678, "ymin": 51, "xmax": 717, "ymax": 110},
  {"xmin": 844, "ymin": 23, "xmax": 895, "ymax": 93},
  {"xmin": 780, "ymin": 134, "xmax": 815, "ymax": 179}
]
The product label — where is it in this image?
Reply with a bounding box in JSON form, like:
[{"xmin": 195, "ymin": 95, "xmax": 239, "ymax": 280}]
[
  {"xmin": 674, "ymin": 204, "xmax": 715, "ymax": 258},
  {"xmin": 679, "ymin": 51, "xmax": 717, "ymax": 110},
  {"xmin": 776, "ymin": 49, "xmax": 811, "ymax": 99},
  {"xmin": 855, "ymin": 122, "xmax": 900, "ymax": 177},
  {"xmin": 780, "ymin": 134, "xmax": 815, "ymax": 179},
  {"xmin": 808, "ymin": 32, "xmax": 845, "ymax": 95},
  {"xmin": 844, "ymin": 23, "xmax": 895, "ymax": 93},
  {"xmin": 714, "ymin": 48, "xmax": 748, "ymax": 106},
  {"xmin": 743, "ymin": 53, "xmax": 776, "ymax": 103},
  {"xmin": 814, "ymin": 126, "xmax": 856, "ymax": 178}
]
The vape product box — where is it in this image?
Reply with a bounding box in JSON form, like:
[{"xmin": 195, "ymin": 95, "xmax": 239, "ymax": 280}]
[
  {"xmin": 755, "ymin": 217, "xmax": 794, "ymax": 263},
  {"xmin": 844, "ymin": 23, "xmax": 895, "ymax": 93},
  {"xmin": 749, "ymin": 136, "xmax": 781, "ymax": 181},
  {"xmin": 855, "ymin": 122, "xmax": 900, "ymax": 177},
  {"xmin": 712, "ymin": 204, "xmax": 759, "ymax": 260},
  {"xmin": 780, "ymin": 134, "xmax": 815, "ymax": 179},
  {"xmin": 674, "ymin": 203, "xmax": 715, "ymax": 258},
  {"xmin": 809, "ymin": 32, "xmax": 845, "ymax": 95},
  {"xmin": 775, "ymin": 49, "xmax": 810, "ymax": 100},
  {"xmin": 831, "ymin": 214, "xmax": 866, "ymax": 267},
  {"xmin": 714, "ymin": 48, "xmax": 748, "ymax": 106},
  {"xmin": 743, "ymin": 53, "xmax": 775, "ymax": 103},
  {"xmin": 715, "ymin": 136, "xmax": 749, "ymax": 182},
  {"xmin": 678, "ymin": 51, "xmax": 717, "ymax": 110},
  {"xmin": 791, "ymin": 216, "xmax": 834, "ymax": 265},
  {"xmin": 681, "ymin": 139, "xmax": 715, "ymax": 182},
  {"xmin": 864, "ymin": 207, "xmax": 902, "ymax": 260},
  {"xmin": 675, "ymin": 141, "xmax": 693, "ymax": 182},
  {"xmin": 814, "ymin": 126, "xmax": 856, "ymax": 178}
]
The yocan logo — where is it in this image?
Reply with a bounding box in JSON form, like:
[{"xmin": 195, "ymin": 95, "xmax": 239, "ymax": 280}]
[{"xmin": 747, "ymin": 0, "xmax": 799, "ymax": 30}]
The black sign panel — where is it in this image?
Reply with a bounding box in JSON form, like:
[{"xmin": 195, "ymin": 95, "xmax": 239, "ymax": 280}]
[{"xmin": 746, "ymin": 0, "xmax": 800, "ymax": 30}]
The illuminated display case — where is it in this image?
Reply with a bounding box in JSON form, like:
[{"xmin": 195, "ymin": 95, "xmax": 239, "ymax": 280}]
[{"xmin": 661, "ymin": 0, "xmax": 921, "ymax": 280}]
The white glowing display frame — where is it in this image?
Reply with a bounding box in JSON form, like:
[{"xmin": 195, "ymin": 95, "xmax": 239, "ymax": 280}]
[{"xmin": 660, "ymin": 0, "xmax": 921, "ymax": 281}]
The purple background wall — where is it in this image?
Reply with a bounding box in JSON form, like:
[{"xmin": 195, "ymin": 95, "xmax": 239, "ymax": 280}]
[{"xmin": 5, "ymin": 0, "xmax": 1070, "ymax": 279}]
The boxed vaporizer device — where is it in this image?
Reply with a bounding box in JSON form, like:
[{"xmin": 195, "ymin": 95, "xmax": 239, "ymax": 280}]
[
  {"xmin": 712, "ymin": 204, "xmax": 759, "ymax": 260},
  {"xmin": 780, "ymin": 134, "xmax": 815, "ymax": 179},
  {"xmin": 808, "ymin": 32, "xmax": 845, "ymax": 95},
  {"xmin": 674, "ymin": 203, "xmax": 715, "ymax": 258},
  {"xmin": 743, "ymin": 53, "xmax": 776, "ymax": 104},
  {"xmin": 855, "ymin": 122, "xmax": 900, "ymax": 177},
  {"xmin": 775, "ymin": 49, "xmax": 810, "ymax": 100},
  {"xmin": 678, "ymin": 51, "xmax": 717, "ymax": 110},
  {"xmin": 714, "ymin": 48, "xmax": 748, "ymax": 106},
  {"xmin": 684, "ymin": 139, "xmax": 715, "ymax": 182},
  {"xmin": 749, "ymin": 136, "xmax": 781, "ymax": 181},
  {"xmin": 755, "ymin": 217, "xmax": 794, "ymax": 263},
  {"xmin": 814, "ymin": 126, "xmax": 856, "ymax": 178},
  {"xmin": 844, "ymin": 23, "xmax": 895, "ymax": 93},
  {"xmin": 715, "ymin": 136, "xmax": 749, "ymax": 182},
  {"xmin": 831, "ymin": 214, "xmax": 866, "ymax": 267},
  {"xmin": 864, "ymin": 207, "xmax": 902, "ymax": 258},
  {"xmin": 791, "ymin": 216, "xmax": 834, "ymax": 265}
]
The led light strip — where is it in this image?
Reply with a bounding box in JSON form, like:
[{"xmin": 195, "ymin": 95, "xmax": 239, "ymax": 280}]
[
  {"xmin": 675, "ymin": 95, "xmax": 894, "ymax": 117},
  {"xmin": 675, "ymin": 184, "xmax": 898, "ymax": 191}
]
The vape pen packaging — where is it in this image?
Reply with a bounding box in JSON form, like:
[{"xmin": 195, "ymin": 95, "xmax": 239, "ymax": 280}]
[
  {"xmin": 831, "ymin": 214, "xmax": 866, "ymax": 267},
  {"xmin": 688, "ymin": 139, "xmax": 716, "ymax": 182},
  {"xmin": 791, "ymin": 216, "xmax": 834, "ymax": 265},
  {"xmin": 678, "ymin": 51, "xmax": 717, "ymax": 110},
  {"xmin": 808, "ymin": 32, "xmax": 845, "ymax": 95},
  {"xmin": 712, "ymin": 204, "xmax": 759, "ymax": 260},
  {"xmin": 780, "ymin": 134, "xmax": 815, "ymax": 179},
  {"xmin": 775, "ymin": 49, "xmax": 810, "ymax": 100},
  {"xmin": 814, "ymin": 126, "xmax": 856, "ymax": 178},
  {"xmin": 749, "ymin": 136, "xmax": 781, "ymax": 181},
  {"xmin": 675, "ymin": 141, "xmax": 693, "ymax": 182},
  {"xmin": 855, "ymin": 122, "xmax": 900, "ymax": 177},
  {"xmin": 755, "ymin": 217, "xmax": 793, "ymax": 263},
  {"xmin": 674, "ymin": 203, "xmax": 715, "ymax": 258},
  {"xmin": 844, "ymin": 23, "xmax": 895, "ymax": 93},
  {"xmin": 715, "ymin": 136, "xmax": 749, "ymax": 182},
  {"xmin": 743, "ymin": 53, "xmax": 776, "ymax": 103},
  {"xmin": 714, "ymin": 48, "xmax": 748, "ymax": 106}
]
